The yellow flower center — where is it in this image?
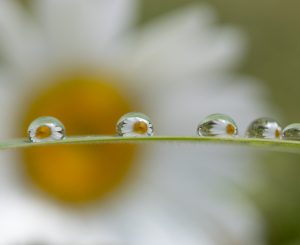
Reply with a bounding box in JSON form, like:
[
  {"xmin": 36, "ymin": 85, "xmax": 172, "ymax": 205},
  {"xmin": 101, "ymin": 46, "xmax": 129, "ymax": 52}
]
[
  {"xmin": 133, "ymin": 121, "xmax": 148, "ymax": 134},
  {"xmin": 21, "ymin": 73, "xmax": 136, "ymax": 204},
  {"xmin": 226, "ymin": 124, "xmax": 235, "ymax": 135},
  {"xmin": 35, "ymin": 125, "xmax": 52, "ymax": 139},
  {"xmin": 275, "ymin": 129, "xmax": 281, "ymax": 138}
]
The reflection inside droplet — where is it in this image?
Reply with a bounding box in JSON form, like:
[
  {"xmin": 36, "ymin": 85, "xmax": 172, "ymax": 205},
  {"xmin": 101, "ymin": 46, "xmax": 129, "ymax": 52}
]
[
  {"xmin": 246, "ymin": 117, "xmax": 282, "ymax": 139},
  {"xmin": 283, "ymin": 123, "xmax": 300, "ymax": 141},
  {"xmin": 28, "ymin": 116, "xmax": 65, "ymax": 143},
  {"xmin": 197, "ymin": 113, "xmax": 238, "ymax": 137},
  {"xmin": 116, "ymin": 112, "xmax": 154, "ymax": 137}
]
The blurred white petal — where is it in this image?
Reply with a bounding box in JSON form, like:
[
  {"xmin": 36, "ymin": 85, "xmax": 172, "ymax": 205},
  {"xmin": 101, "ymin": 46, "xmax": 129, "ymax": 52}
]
[
  {"xmin": 120, "ymin": 5, "xmax": 245, "ymax": 87},
  {"xmin": 32, "ymin": 0, "xmax": 137, "ymax": 67},
  {"xmin": 0, "ymin": 0, "xmax": 47, "ymax": 80}
]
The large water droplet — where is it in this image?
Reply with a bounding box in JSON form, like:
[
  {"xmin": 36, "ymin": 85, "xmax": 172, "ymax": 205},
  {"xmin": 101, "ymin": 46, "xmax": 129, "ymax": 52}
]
[
  {"xmin": 282, "ymin": 123, "xmax": 300, "ymax": 141},
  {"xmin": 28, "ymin": 116, "xmax": 66, "ymax": 142},
  {"xmin": 197, "ymin": 113, "xmax": 238, "ymax": 137},
  {"xmin": 246, "ymin": 117, "xmax": 281, "ymax": 139},
  {"xmin": 116, "ymin": 112, "xmax": 154, "ymax": 137}
]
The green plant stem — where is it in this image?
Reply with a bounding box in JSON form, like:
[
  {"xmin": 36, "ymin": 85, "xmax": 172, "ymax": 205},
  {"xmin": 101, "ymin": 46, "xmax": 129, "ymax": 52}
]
[{"xmin": 1, "ymin": 136, "xmax": 300, "ymax": 153}]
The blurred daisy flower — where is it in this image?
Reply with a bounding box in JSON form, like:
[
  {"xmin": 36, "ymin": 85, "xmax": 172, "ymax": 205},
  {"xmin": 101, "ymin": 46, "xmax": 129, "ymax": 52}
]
[{"xmin": 0, "ymin": 0, "xmax": 268, "ymax": 244}]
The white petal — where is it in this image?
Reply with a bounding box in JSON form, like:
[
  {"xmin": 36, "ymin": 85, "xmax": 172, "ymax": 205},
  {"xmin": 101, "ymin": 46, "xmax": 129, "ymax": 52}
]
[
  {"xmin": 0, "ymin": 1, "xmax": 46, "ymax": 80},
  {"xmin": 261, "ymin": 122, "xmax": 280, "ymax": 138},
  {"xmin": 209, "ymin": 120, "xmax": 230, "ymax": 135},
  {"xmin": 132, "ymin": 77, "xmax": 271, "ymax": 244},
  {"xmin": 51, "ymin": 132, "xmax": 63, "ymax": 140},
  {"xmin": 121, "ymin": 4, "xmax": 244, "ymax": 87},
  {"xmin": 128, "ymin": 207, "xmax": 216, "ymax": 245},
  {"xmin": 0, "ymin": 83, "xmax": 28, "ymax": 204},
  {"xmin": 0, "ymin": 192, "xmax": 122, "ymax": 243},
  {"xmin": 32, "ymin": 0, "xmax": 137, "ymax": 67},
  {"xmin": 144, "ymin": 75, "xmax": 276, "ymax": 135},
  {"xmin": 130, "ymin": 143, "xmax": 264, "ymax": 245},
  {"xmin": 84, "ymin": 0, "xmax": 138, "ymax": 44},
  {"xmin": 54, "ymin": 126, "xmax": 63, "ymax": 132}
]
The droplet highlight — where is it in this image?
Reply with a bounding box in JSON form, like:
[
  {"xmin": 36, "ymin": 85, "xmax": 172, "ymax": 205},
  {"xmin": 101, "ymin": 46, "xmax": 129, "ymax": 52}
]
[
  {"xmin": 282, "ymin": 123, "xmax": 300, "ymax": 141},
  {"xmin": 28, "ymin": 116, "xmax": 66, "ymax": 142},
  {"xmin": 197, "ymin": 113, "xmax": 238, "ymax": 137},
  {"xmin": 246, "ymin": 117, "xmax": 282, "ymax": 139},
  {"xmin": 116, "ymin": 112, "xmax": 154, "ymax": 137}
]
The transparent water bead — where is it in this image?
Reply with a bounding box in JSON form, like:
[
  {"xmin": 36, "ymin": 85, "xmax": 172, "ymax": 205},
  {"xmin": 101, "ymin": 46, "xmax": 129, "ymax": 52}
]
[
  {"xmin": 116, "ymin": 112, "xmax": 154, "ymax": 137},
  {"xmin": 283, "ymin": 123, "xmax": 300, "ymax": 141},
  {"xmin": 246, "ymin": 117, "xmax": 282, "ymax": 139},
  {"xmin": 28, "ymin": 116, "xmax": 66, "ymax": 143},
  {"xmin": 197, "ymin": 113, "xmax": 238, "ymax": 137}
]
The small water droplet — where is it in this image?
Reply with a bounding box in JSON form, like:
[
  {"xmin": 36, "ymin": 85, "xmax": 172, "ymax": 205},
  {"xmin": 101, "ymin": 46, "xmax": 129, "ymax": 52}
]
[
  {"xmin": 197, "ymin": 113, "xmax": 238, "ymax": 137},
  {"xmin": 246, "ymin": 117, "xmax": 281, "ymax": 139},
  {"xmin": 282, "ymin": 123, "xmax": 300, "ymax": 141},
  {"xmin": 116, "ymin": 112, "xmax": 154, "ymax": 137},
  {"xmin": 28, "ymin": 116, "xmax": 66, "ymax": 142}
]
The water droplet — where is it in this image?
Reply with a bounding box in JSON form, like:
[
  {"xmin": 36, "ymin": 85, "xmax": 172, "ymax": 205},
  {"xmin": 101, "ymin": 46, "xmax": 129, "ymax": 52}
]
[
  {"xmin": 197, "ymin": 113, "xmax": 238, "ymax": 137},
  {"xmin": 246, "ymin": 117, "xmax": 281, "ymax": 139},
  {"xmin": 282, "ymin": 123, "xmax": 300, "ymax": 141},
  {"xmin": 28, "ymin": 116, "xmax": 66, "ymax": 142},
  {"xmin": 116, "ymin": 112, "xmax": 154, "ymax": 137}
]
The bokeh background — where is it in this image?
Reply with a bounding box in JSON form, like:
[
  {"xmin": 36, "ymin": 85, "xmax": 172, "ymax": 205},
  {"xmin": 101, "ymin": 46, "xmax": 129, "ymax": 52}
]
[{"xmin": 4, "ymin": 0, "xmax": 300, "ymax": 244}]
